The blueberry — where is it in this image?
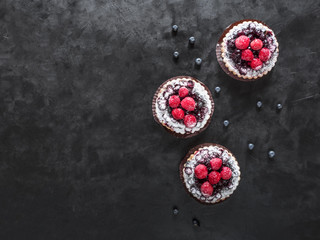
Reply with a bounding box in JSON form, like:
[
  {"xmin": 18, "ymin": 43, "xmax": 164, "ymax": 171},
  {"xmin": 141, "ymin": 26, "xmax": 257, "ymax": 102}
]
[
  {"xmin": 268, "ymin": 150, "xmax": 275, "ymax": 158},
  {"xmin": 215, "ymin": 86, "xmax": 221, "ymax": 93},
  {"xmin": 248, "ymin": 143, "xmax": 254, "ymax": 150},
  {"xmin": 172, "ymin": 25, "xmax": 178, "ymax": 32},
  {"xmin": 192, "ymin": 218, "xmax": 200, "ymax": 227},
  {"xmin": 173, "ymin": 51, "xmax": 179, "ymax": 59},
  {"xmin": 223, "ymin": 120, "xmax": 229, "ymax": 127},
  {"xmin": 173, "ymin": 207, "xmax": 179, "ymax": 215},
  {"xmin": 276, "ymin": 103, "xmax": 283, "ymax": 110},
  {"xmin": 189, "ymin": 36, "xmax": 195, "ymax": 45},
  {"xmin": 195, "ymin": 58, "xmax": 202, "ymax": 65},
  {"xmin": 256, "ymin": 101, "xmax": 262, "ymax": 108}
]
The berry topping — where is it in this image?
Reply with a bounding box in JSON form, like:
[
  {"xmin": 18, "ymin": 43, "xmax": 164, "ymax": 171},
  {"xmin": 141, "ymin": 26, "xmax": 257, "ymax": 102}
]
[
  {"xmin": 200, "ymin": 181, "xmax": 213, "ymax": 197},
  {"xmin": 241, "ymin": 49, "xmax": 254, "ymax": 61},
  {"xmin": 169, "ymin": 95, "xmax": 180, "ymax": 108},
  {"xmin": 171, "ymin": 108, "xmax": 185, "ymax": 120},
  {"xmin": 181, "ymin": 97, "xmax": 195, "ymax": 111},
  {"xmin": 259, "ymin": 48, "xmax": 271, "ymax": 62},
  {"xmin": 184, "ymin": 114, "xmax": 197, "ymax": 128},
  {"xmin": 173, "ymin": 51, "xmax": 179, "ymax": 59},
  {"xmin": 210, "ymin": 158, "xmax": 222, "ymax": 170},
  {"xmin": 195, "ymin": 58, "xmax": 202, "ymax": 65},
  {"xmin": 172, "ymin": 25, "xmax": 178, "ymax": 32},
  {"xmin": 179, "ymin": 87, "xmax": 189, "ymax": 98},
  {"xmin": 235, "ymin": 35, "xmax": 250, "ymax": 49},
  {"xmin": 220, "ymin": 167, "xmax": 232, "ymax": 180},
  {"xmin": 189, "ymin": 36, "xmax": 195, "ymax": 45},
  {"xmin": 250, "ymin": 58, "xmax": 263, "ymax": 70},
  {"xmin": 250, "ymin": 39, "xmax": 263, "ymax": 50},
  {"xmin": 194, "ymin": 164, "xmax": 208, "ymax": 179},
  {"xmin": 208, "ymin": 171, "xmax": 221, "ymax": 185}
]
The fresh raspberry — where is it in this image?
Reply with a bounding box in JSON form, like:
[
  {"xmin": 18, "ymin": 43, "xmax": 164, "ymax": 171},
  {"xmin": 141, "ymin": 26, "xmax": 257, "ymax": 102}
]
[
  {"xmin": 179, "ymin": 87, "xmax": 189, "ymax": 98},
  {"xmin": 183, "ymin": 114, "xmax": 197, "ymax": 128},
  {"xmin": 171, "ymin": 108, "xmax": 185, "ymax": 120},
  {"xmin": 169, "ymin": 95, "xmax": 180, "ymax": 108},
  {"xmin": 235, "ymin": 35, "xmax": 250, "ymax": 50},
  {"xmin": 250, "ymin": 58, "xmax": 263, "ymax": 70},
  {"xmin": 259, "ymin": 48, "xmax": 271, "ymax": 62},
  {"xmin": 241, "ymin": 49, "xmax": 254, "ymax": 61},
  {"xmin": 200, "ymin": 181, "xmax": 213, "ymax": 197},
  {"xmin": 250, "ymin": 39, "xmax": 263, "ymax": 50},
  {"xmin": 181, "ymin": 97, "xmax": 195, "ymax": 111},
  {"xmin": 194, "ymin": 164, "xmax": 208, "ymax": 179},
  {"xmin": 208, "ymin": 171, "xmax": 221, "ymax": 185},
  {"xmin": 220, "ymin": 167, "xmax": 232, "ymax": 180},
  {"xmin": 210, "ymin": 158, "xmax": 222, "ymax": 170}
]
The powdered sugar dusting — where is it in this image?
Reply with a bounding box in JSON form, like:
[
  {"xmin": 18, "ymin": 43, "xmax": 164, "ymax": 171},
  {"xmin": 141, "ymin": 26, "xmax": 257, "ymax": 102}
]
[
  {"xmin": 155, "ymin": 77, "xmax": 213, "ymax": 135},
  {"xmin": 182, "ymin": 145, "xmax": 241, "ymax": 204},
  {"xmin": 221, "ymin": 21, "xmax": 279, "ymax": 79}
]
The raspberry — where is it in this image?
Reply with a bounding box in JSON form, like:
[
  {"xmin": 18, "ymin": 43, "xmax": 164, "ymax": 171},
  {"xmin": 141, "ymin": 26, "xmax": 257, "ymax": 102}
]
[
  {"xmin": 235, "ymin": 35, "xmax": 250, "ymax": 50},
  {"xmin": 181, "ymin": 97, "xmax": 195, "ymax": 111},
  {"xmin": 179, "ymin": 87, "xmax": 189, "ymax": 98},
  {"xmin": 184, "ymin": 114, "xmax": 197, "ymax": 128},
  {"xmin": 241, "ymin": 49, "xmax": 254, "ymax": 61},
  {"xmin": 210, "ymin": 158, "xmax": 222, "ymax": 170},
  {"xmin": 259, "ymin": 48, "xmax": 271, "ymax": 62},
  {"xmin": 208, "ymin": 171, "xmax": 221, "ymax": 185},
  {"xmin": 220, "ymin": 167, "xmax": 232, "ymax": 180},
  {"xmin": 200, "ymin": 181, "xmax": 213, "ymax": 197},
  {"xmin": 169, "ymin": 95, "xmax": 180, "ymax": 108},
  {"xmin": 250, "ymin": 58, "xmax": 263, "ymax": 70},
  {"xmin": 171, "ymin": 108, "xmax": 185, "ymax": 120},
  {"xmin": 250, "ymin": 39, "xmax": 263, "ymax": 50},
  {"xmin": 194, "ymin": 164, "xmax": 208, "ymax": 179}
]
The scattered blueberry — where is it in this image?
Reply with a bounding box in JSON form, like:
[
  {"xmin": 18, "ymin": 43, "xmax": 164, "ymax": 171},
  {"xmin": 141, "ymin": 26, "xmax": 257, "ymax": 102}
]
[
  {"xmin": 248, "ymin": 143, "xmax": 254, "ymax": 150},
  {"xmin": 223, "ymin": 120, "xmax": 229, "ymax": 127},
  {"xmin": 192, "ymin": 218, "xmax": 200, "ymax": 227},
  {"xmin": 215, "ymin": 86, "xmax": 221, "ymax": 93},
  {"xmin": 268, "ymin": 150, "xmax": 275, "ymax": 159},
  {"xmin": 173, "ymin": 51, "xmax": 179, "ymax": 59},
  {"xmin": 256, "ymin": 101, "xmax": 262, "ymax": 108},
  {"xmin": 172, "ymin": 25, "xmax": 178, "ymax": 32},
  {"xmin": 173, "ymin": 207, "xmax": 179, "ymax": 215},
  {"xmin": 195, "ymin": 58, "xmax": 202, "ymax": 66},
  {"xmin": 276, "ymin": 103, "xmax": 283, "ymax": 110},
  {"xmin": 189, "ymin": 36, "xmax": 195, "ymax": 45}
]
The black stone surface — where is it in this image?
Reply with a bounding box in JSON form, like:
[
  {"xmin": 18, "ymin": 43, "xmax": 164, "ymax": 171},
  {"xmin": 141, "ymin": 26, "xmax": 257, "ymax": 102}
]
[{"xmin": 0, "ymin": 1, "xmax": 320, "ymax": 239}]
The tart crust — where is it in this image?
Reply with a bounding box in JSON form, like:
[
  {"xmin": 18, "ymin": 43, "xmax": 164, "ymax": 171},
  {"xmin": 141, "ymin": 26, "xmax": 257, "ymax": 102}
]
[
  {"xmin": 152, "ymin": 76, "xmax": 214, "ymax": 138},
  {"xmin": 216, "ymin": 19, "xmax": 279, "ymax": 81},
  {"xmin": 179, "ymin": 143, "xmax": 241, "ymax": 204}
]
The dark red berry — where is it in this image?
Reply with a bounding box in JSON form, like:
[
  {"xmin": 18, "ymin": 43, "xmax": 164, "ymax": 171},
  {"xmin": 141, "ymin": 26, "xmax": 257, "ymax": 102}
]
[
  {"xmin": 171, "ymin": 108, "xmax": 185, "ymax": 120},
  {"xmin": 194, "ymin": 164, "xmax": 208, "ymax": 179}
]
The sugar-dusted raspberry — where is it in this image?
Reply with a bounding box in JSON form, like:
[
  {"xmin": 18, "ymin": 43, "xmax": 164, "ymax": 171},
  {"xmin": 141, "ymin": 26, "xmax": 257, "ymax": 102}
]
[
  {"xmin": 179, "ymin": 87, "xmax": 189, "ymax": 98},
  {"xmin": 250, "ymin": 58, "xmax": 263, "ymax": 70},
  {"xmin": 171, "ymin": 108, "xmax": 185, "ymax": 120},
  {"xmin": 194, "ymin": 164, "xmax": 208, "ymax": 179},
  {"xmin": 220, "ymin": 167, "xmax": 232, "ymax": 180},
  {"xmin": 200, "ymin": 181, "xmax": 213, "ymax": 197},
  {"xmin": 250, "ymin": 39, "xmax": 263, "ymax": 50},
  {"xmin": 169, "ymin": 95, "xmax": 180, "ymax": 108},
  {"xmin": 235, "ymin": 35, "xmax": 250, "ymax": 50},
  {"xmin": 241, "ymin": 49, "xmax": 254, "ymax": 61},
  {"xmin": 181, "ymin": 97, "xmax": 195, "ymax": 111},
  {"xmin": 208, "ymin": 171, "xmax": 221, "ymax": 185},
  {"xmin": 259, "ymin": 48, "xmax": 271, "ymax": 62},
  {"xmin": 210, "ymin": 158, "xmax": 222, "ymax": 170},
  {"xmin": 184, "ymin": 114, "xmax": 197, "ymax": 128}
]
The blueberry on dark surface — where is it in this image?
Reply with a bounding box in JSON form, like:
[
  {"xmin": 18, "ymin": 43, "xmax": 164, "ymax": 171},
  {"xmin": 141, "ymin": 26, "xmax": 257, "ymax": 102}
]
[
  {"xmin": 189, "ymin": 36, "xmax": 195, "ymax": 45},
  {"xmin": 223, "ymin": 120, "xmax": 229, "ymax": 127},
  {"xmin": 173, "ymin": 207, "xmax": 179, "ymax": 215},
  {"xmin": 268, "ymin": 150, "xmax": 275, "ymax": 158},
  {"xmin": 248, "ymin": 143, "xmax": 255, "ymax": 150},
  {"xmin": 192, "ymin": 218, "xmax": 200, "ymax": 227},
  {"xmin": 276, "ymin": 103, "xmax": 283, "ymax": 110},
  {"xmin": 215, "ymin": 86, "xmax": 221, "ymax": 93},
  {"xmin": 256, "ymin": 101, "xmax": 262, "ymax": 108},
  {"xmin": 195, "ymin": 58, "xmax": 202, "ymax": 65},
  {"xmin": 172, "ymin": 25, "xmax": 178, "ymax": 32},
  {"xmin": 173, "ymin": 51, "xmax": 179, "ymax": 59}
]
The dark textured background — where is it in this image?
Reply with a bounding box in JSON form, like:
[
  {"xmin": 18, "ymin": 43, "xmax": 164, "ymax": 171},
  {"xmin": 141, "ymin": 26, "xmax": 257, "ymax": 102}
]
[{"xmin": 0, "ymin": 0, "xmax": 320, "ymax": 239}]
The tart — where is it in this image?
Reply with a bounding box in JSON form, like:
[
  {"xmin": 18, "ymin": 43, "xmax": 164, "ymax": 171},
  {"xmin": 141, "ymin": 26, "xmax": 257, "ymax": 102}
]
[
  {"xmin": 180, "ymin": 143, "xmax": 241, "ymax": 204},
  {"xmin": 152, "ymin": 76, "xmax": 214, "ymax": 138},
  {"xmin": 216, "ymin": 19, "xmax": 279, "ymax": 81}
]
